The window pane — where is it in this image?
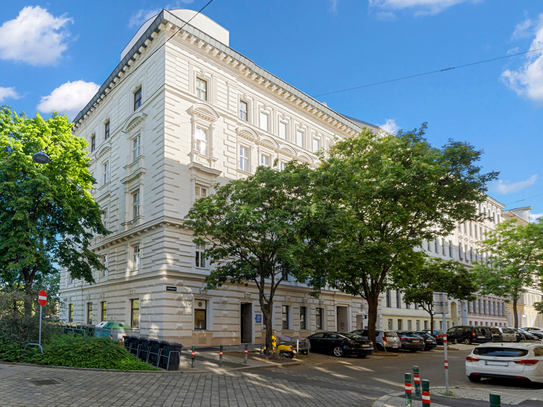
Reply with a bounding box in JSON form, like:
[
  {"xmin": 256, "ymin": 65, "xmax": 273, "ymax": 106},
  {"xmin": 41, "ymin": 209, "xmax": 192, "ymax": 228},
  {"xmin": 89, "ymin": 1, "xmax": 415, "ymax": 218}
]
[
  {"xmin": 312, "ymin": 137, "xmax": 319, "ymax": 153},
  {"xmin": 279, "ymin": 122, "xmax": 287, "ymax": 139},
  {"xmin": 131, "ymin": 299, "xmax": 139, "ymax": 328},
  {"xmin": 134, "ymin": 89, "xmax": 142, "ymax": 110},
  {"xmin": 196, "ymin": 78, "xmax": 207, "ymax": 101},
  {"xmin": 296, "ymin": 130, "xmax": 303, "ymax": 147},
  {"xmin": 196, "ymin": 129, "xmax": 207, "ymax": 155},
  {"xmin": 239, "ymin": 101, "xmax": 248, "ymax": 121},
  {"xmin": 259, "ymin": 111, "xmax": 268, "ymax": 131}
]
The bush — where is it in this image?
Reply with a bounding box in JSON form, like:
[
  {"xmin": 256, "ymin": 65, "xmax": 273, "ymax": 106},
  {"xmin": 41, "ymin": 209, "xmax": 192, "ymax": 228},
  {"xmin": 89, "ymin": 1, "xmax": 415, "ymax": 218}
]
[{"xmin": 1, "ymin": 335, "xmax": 158, "ymax": 370}]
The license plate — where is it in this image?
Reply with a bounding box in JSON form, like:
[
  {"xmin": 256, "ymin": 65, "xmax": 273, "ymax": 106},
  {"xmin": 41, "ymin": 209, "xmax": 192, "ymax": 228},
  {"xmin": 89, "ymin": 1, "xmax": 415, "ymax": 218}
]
[
  {"xmin": 485, "ymin": 361, "xmax": 508, "ymax": 366},
  {"xmin": 362, "ymin": 344, "xmax": 370, "ymax": 348},
  {"xmin": 412, "ymin": 340, "xmax": 419, "ymax": 343},
  {"xmin": 478, "ymin": 336, "xmax": 485, "ymax": 338},
  {"xmin": 393, "ymin": 346, "xmax": 398, "ymax": 348}
]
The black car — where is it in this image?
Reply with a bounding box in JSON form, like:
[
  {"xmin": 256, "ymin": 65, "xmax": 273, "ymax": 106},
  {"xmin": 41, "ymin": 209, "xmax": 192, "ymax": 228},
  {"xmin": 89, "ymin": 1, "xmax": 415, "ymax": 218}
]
[
  {"xmin": 396, "ymin": 331, "xmax": 426, "ymax": 352},
  {"xmin": 307, "ymin": 332, "xmax": 374, "ymax": 357},
  {"xmin": 415, "ymin": 331, "xmax": 438, "ymax": 351},
  {"xmin": 446, "ymin": 326, "xmax": 492, "ymax": 344},
  {"xmin": 423, "ymin": 329, "xmax": 444, "ymax": 345}
]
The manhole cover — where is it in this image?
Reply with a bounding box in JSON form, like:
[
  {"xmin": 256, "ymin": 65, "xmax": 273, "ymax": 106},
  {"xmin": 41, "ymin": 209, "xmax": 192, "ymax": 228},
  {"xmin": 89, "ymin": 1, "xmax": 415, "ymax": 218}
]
[{"xmin": 29, "ymin": 379, "xmax": 57, "ymax": 386}]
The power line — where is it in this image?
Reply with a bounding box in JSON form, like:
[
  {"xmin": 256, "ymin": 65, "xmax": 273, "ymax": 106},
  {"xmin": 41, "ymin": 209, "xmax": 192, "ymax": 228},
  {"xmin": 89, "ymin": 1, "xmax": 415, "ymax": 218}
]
[
  {"xmin": 505, "ymin": 193, "xmax": 543, "ymax": 206},
  {"xmin": 315, "ymin": 47, "xmax": 543, "ymax": 97}
]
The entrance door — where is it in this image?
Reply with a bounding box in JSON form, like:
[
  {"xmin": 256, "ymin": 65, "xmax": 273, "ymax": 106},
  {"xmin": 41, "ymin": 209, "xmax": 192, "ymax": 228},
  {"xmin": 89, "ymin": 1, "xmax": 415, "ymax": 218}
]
[
  {"xmin": 336, "ymin": 306, "xmax": 348, "ymax": 332},
  {"xmin": 240, "ymin": 303, "xmax": 252, "ymax": 344}
]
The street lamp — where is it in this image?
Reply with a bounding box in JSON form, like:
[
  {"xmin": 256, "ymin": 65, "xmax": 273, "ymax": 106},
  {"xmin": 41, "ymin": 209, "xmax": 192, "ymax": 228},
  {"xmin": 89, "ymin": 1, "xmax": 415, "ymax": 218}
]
[{"xmin": 32, "ymin": 152, "xmax": 51, "ymax": 165}]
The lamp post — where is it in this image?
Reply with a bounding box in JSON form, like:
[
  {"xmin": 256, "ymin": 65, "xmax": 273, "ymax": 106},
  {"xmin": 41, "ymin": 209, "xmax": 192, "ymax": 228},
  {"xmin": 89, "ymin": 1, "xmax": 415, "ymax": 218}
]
[{"xmin": 32, "ymin": 152, "xmax": 51, "ymax": 164}]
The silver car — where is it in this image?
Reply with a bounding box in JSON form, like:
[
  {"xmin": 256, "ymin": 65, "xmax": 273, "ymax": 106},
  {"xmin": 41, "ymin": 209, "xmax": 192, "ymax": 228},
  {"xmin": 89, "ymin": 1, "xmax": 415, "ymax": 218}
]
[
  {"xmin": 488, "ymin": 326, "xmax": 518, "ymax": 342},
  {"xmin": 351, "ymin": 329, "xmax": 400, "ymax": 351}
]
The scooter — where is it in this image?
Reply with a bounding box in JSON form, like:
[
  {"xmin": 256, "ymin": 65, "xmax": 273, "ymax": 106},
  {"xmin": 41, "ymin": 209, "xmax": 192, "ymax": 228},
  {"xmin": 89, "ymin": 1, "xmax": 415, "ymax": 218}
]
[{"xmin": 262, "ymin": 335, "xmax": 295, "ymax": 358}]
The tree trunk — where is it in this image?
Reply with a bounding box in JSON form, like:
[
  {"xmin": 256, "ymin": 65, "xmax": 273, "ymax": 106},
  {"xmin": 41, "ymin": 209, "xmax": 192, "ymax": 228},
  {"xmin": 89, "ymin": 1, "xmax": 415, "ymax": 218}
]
[
  {"xmin": 260, "ymin": 300, "xmax": 274, "ymax": 357},
  {"xmin": 366, "ymin": 296, "xmax": 379, "ymax": 350},
  {"xmin": 513, "ymin": 298, "xmax": 519, "ymax": 329},
  {"xmin": 24, "ymin": 278, "xmax": 34, "ymax": 316},
  {"xmin": 430, "ymin": 312, "xmax": 434, "ymax": 332}
]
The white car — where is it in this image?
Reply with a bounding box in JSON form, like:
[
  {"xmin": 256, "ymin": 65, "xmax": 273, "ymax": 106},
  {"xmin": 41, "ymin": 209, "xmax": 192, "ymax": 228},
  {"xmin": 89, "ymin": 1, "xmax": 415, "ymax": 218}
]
[{"xmin": 466, "ymin": 343, "xmax": 543, "ymax": 383}]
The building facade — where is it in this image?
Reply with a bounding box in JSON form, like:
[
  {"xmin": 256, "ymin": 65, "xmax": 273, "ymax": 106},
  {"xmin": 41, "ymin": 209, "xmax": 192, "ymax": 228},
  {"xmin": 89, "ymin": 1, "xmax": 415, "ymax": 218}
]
[{"xmin": 59, "ymin": 9, "xmax": 376, "ymax": 346}]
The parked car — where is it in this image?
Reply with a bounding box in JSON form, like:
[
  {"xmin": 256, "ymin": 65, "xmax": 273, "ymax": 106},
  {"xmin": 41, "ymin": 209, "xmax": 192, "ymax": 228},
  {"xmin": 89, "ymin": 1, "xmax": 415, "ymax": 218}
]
[
  {"xmin": 423, "ymin": 329, "xmax": 444, "ymax": 345},
  {"xmin": 487, "ymin": 326, "xmax": 518, "ymax": 342},
  {"xmin": 351, "ymin": 329, "xmax": 400, "ymax": 352},
  {"xmin": 523, "ymin": 327, "xmax": 543, "ymax": 335},
  {"xmin": 516, "ymin": 328, "xmax": 543, "ymax": 340},
  {"xmin": 447, "ymin": 326, "xmax": 492, "ymax": 345},
  {"xmin": 415, "ymin": 331, "xmax": 438, "ymax": 351},
  {"xmin": 396, "ymin": 331, "xmax": 426, "ymax": 352},
  {"xmin": 466, "ymin": 342, "xmax": 543, "ymax": 383},
  {"xmin": 307, "ymin": 332, "xmax": 374, "ymax": 358}
]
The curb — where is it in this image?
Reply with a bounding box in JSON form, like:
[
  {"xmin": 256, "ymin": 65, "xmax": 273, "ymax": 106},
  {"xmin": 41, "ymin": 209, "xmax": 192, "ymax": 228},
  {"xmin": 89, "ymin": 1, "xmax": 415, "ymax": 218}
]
[
  {"xmin": 372, "ymin": 392, "xmax": 404, "ymax": 407},
  {"xmin": 0, "ymin": 358, "xmax": 302, "ymax": 374}
]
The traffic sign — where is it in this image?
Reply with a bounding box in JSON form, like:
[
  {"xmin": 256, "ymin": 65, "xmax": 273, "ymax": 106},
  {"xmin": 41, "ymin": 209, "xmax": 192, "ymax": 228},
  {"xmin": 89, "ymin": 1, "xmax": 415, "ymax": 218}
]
[{"xmin": 38, "ymin": 290, "xmax": 47, "ymax": 306}]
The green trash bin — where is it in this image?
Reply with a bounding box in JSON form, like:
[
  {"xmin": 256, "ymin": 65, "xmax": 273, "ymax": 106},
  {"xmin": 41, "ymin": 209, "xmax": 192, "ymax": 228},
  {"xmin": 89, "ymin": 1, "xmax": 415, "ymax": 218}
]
[{"xmin": 101, "ymin": 322, "xmax": 133, "ymax": 341}]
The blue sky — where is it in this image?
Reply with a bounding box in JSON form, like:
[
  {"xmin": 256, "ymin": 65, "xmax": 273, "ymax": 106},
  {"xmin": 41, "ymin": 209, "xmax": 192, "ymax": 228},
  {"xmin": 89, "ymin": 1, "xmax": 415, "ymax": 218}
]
[{"xmin": 1, "ymin": 0, "xmax": 542, "ymax": 218}]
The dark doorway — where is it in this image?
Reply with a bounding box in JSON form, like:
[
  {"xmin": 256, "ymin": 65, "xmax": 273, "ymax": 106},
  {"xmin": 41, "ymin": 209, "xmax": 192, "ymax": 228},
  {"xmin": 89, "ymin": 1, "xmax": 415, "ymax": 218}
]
[
  {"xmin": 337, "ymin": 306, "xmax": 348, "ymax": 332},
  {"xmin": 240, "ymin": 303, "xmax": 252, "ymax": 343}
]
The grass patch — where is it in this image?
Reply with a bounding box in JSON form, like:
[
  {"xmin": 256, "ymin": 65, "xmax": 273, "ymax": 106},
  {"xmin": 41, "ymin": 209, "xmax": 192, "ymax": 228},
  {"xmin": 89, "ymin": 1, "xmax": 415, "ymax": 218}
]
[{"xmin": 0, "ymin": 335, "xmax": 158, "ymax": 370}]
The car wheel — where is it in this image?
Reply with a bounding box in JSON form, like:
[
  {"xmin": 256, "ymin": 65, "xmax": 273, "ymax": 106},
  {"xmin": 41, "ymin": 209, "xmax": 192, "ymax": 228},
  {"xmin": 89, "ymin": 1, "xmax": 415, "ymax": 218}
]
[
  {"xmin": 333, "ymin": 346, "xmax": 344, "ymax": 357},
  {"xmin": 358, "ymin": 354, "xmax": 367, "ymax": 358},
  {"xmin": 463, "ymin": 338, "xmax": 472, "ymax": 345},
  {"xmin": 453, "ymin": 338, "xmax": 458, "ymax": 345},
  {"xmin": 468, "ymin": 375, "xmax": 481, "ymax": 383},
  {"xmin": 409, "ymin": 349, "xmax": 417, "ymax": 353}
]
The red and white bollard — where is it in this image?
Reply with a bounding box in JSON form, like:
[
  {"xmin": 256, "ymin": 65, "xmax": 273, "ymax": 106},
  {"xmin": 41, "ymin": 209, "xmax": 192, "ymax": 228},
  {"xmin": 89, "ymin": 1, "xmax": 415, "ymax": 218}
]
[
  {"xmin": 405, "ymin": 373, "xmax": 412, "ymax": 407},
  {"xmin": 422, "ymin": 379, "xmax": 431, "ymax": 406},
  {"xmin": 244, "ymin": 343, "xmax": 248, "ymax": 365}
]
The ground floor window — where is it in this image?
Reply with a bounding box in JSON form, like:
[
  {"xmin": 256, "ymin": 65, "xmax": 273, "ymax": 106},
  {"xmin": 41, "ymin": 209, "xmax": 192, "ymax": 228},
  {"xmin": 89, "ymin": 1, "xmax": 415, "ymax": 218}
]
[
  {"xmin": 397, "ymin": 319, "xmax": 403, "ymax": 330},
  {"xmin": 316, "ymin": 307, "xmax": 323, "ymax": 330},
  {"xmin": 69, "ymin": 304, "xmax": 74, "ymax": 322},
  {"xmin": 300, "ymin": 306, "xmax": 307, "ymax": 330},
  {"xmin": 87, "ymin": 302, "xmax": 93, "ymax": 325},
  {"xmin": 424, "ymin": 320, "xmax": 428, "ymax": 330},
  {"xmin": 282, "ymin": 305, "xmax": 289, "ymax": 329},
  {"xmin": 388, "ymin": 319, "xmax": 393, "ymax": 330},
  {"xmin": 407, "ymin": 320, "xmax": 412, "ymax": 330},
  {"xmin": 101, "ymin": 301, "xmax": 107, "ymax": 322},
  {"xmin": 194, "ymin": 300, "xmax": 207, "ymax": 330},
  {"xmin": 131, "ymin": 299, "xmax": 140, "ymax": 329}
]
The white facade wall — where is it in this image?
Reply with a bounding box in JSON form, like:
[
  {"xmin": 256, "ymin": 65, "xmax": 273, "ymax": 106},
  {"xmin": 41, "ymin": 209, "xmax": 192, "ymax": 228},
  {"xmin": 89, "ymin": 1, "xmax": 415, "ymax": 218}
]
[{"xmin": 59, "ymin": 10, "xmax": 371, "ymax": 346}]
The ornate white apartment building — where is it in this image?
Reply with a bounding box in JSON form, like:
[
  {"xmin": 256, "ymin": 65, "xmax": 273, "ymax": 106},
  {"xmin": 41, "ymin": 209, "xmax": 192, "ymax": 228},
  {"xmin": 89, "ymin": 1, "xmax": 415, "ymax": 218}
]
[
  {"xmin": 59, "ymin": 9, "xmax": 377, "ymax": 346},
  {"xmin": 381, "ymin": 196, "xmax": 509, "ymax": 331}
]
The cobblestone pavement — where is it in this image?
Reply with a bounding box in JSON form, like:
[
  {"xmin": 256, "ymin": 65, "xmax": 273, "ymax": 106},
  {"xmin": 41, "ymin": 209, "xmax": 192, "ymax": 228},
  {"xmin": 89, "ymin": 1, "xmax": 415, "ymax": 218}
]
[{"xmin": 0, "ymin": 363, "xmax": 386, "ymax": 407}]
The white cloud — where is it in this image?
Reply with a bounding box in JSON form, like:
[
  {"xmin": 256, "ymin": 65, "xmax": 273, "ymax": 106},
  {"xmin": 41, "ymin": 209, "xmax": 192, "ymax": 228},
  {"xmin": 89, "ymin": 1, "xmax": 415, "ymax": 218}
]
[
  {"xmin": 493, "ymin": 174, "xmax": 538, "ymax": 195},
  {"xmin": 529, "ymin": 213, "xmax": 543, "ymax": 223},
  {"xmin": 369, "ymin": 0, "xmax": 480, "ymax": 16},
  {"xmin": 511, "ymin": 15, "xmax": 535, "ymax": 40},
  {"xmin": 0, "ymin": 87, "xmax": 20, "ymax": 102},
  {"xmin": 37, "ymin": 81, "xmax": 100, "ymax": 120},
  {"xmin": 128, "ymin": 1, "xmax": 194, "ymax": 28},
  {"xmin": 501, "ymin": 14, "xmax": 543, "ymax": 103},
  {"xmin": 0, "ymin": 6, "xmax": 72, "ymax": 66},
  {"xmin": 330, "ymin": 0, "xmax": 339, "ymax": 13},
  {"xmin": 379, "ymin": 119, "xmax": 401, "ymax": 134}
]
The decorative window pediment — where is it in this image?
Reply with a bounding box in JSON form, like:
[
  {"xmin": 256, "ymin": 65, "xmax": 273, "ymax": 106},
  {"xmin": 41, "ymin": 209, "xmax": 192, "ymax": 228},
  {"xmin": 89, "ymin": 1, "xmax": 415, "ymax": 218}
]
[
  {"xmin": 190, "ymin": 103, "xmax": 220, "ymax": 122},
  {"xmin": 123, "ymin": 111, "xmax": 147, "ymax": 133},
  {"xmin": 297, "ymin": 153, "xmax": 313, "ymax": 164},
  {"xmin": 236, "ymin": 126, "xmax": 258, "ymax": 142},
  {"xmin": 259, "ymin": 136, "xmax": 278, "ymax": 151},
  {"xmin": 94, "ymin": 142, "xmax": 111, "ymax": 161},
  {"xmin": 279, "ymin": 146, "xmax": 296, "ymax": 158}
]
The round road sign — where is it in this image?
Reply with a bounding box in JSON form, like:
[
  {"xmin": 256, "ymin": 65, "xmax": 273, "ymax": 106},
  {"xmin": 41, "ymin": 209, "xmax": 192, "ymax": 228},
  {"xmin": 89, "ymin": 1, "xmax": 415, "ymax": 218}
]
[{"xmin": 38, "ymin": 290, "xmax": 47, "ymax": 306}]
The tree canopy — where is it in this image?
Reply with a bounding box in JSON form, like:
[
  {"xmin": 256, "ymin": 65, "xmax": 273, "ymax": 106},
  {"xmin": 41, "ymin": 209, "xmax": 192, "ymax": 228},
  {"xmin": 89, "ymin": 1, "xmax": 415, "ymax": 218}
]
[
  {"xmin": 0, "ymin": 107, "xmax": 108, "ymax": 298},
  {"xmin": 312, "ymin": 124, "xmax": 498, "ymax": 345},
  {"xmin": 474, "ymin": 218, "xmax": 543, "ymax": 328},
  {"xmin": 185, "ymin": 163, "xmax": 332, "ymax": 353}
]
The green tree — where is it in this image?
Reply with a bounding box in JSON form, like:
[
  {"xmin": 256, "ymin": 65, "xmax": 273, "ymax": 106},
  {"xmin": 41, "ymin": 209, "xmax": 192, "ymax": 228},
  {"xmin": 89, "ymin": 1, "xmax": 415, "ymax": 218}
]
[
  {"xmin": 474, "ymin": 219, "xmax": 543, "ymax": 328},
  {"xmin": 312, "ymin": 124, "xmax": 497, "ymax": 346},
  {"xmin": 0, "ymin": 107, "xmax": 108, "ymax": 311},
  {"xmin": 185, "ymin": 164, "xmax": 331, "ymax": 354},
  {"xmin": 400, "ymin": 258, "xmax": 478, "ymax": 332}
]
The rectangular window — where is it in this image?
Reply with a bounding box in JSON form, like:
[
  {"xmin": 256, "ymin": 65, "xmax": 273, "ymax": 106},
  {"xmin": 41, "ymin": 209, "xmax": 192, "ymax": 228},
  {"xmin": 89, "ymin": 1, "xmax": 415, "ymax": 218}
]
[
  {"xmin": 239, "ymin": 146, "xmax": 249, "ymax": 172},
  {"xmin": 133, "ymin": 135, "xmax": 141, "ymax": 161},
  {"xmin": 103, "ymin": 254, "xmax": 108, "ymax": 276},
  {"xmin": 416, "ymin": 320, "xmax": 420, "ymax": 331},
  {"xmin": 91, "ymin": 135, "xmax": 96, "ymax": 152},
  {"xmin": 407, "ymin": 320, "xmax": 412, "ymax": 330},
  {"xmin": 397, "ymin": 319, "xmax": 403, "ymax": 330},
  {"xmin": 459, "ymin": 244, "xmax": 463, "ymax": 259},
  {"xmin": 196, "ymin": 78, "xmax": 207, "ymax": 101},
  {"xmin": 259, "ymin": 111, "xmax": 269, "ymax": 132},
  {"xmin": 239, "ymin": 100, "xmax": 248, "ymax": 121},
  {"xmin": 132, "ymin": 190, "xmax": 140, "ymax": 219},
  {"xmin": 386, "ymin": 290, "xmax": 391, "ymax": 307},
  {"xmin": 87, "ymin": 302, "xmax": 93, "ymax": 325},
  {"xmin": 312, "ymin": 136, "xmax": 320, "ymax": 153},
  {"xmin": 195, "ymin": 185, "xmax": 207, "ymax": 200},
  {"xmin": 103, "ymin": 162, "xmax": 109, "ymax": 185},
  {"xmin": 434, "ymin": 238, "xmax": 438, "ymax": 253},
  {"xmin": 449, "ymin": 240, "xmax": 453, "ymax": 257},
  {"xmin": 296, "ymin": 129, "xmax": 304, "ymax": 147},
  {"xmin": 474, "ymin": 224, "xmax": 478, "ymax": 239},
  {"xmin": 316, "ymin": 307, "xmax": 323, "ymax": 330},
  {"xmin": 195, "ymin": 128, "xmax": 207, "ymax": 155},
  {"xmin": 280, "ymin": 162, "xmax": 287, "ymax": 171},
  {"xmin": 300, "ymin": 306, "xmax": 307, "ymax": 330},
  {"xmin": 396, "ymin": 291, "xmax": 401, "ymax": 308},
  {"xmin": 194, "ymin": 300, "xmax": 207, "ymax": 330},
  {"xmin": 69, "ymin": 304, "xmax": 74, "ymax": 322},
  {"xmin": 388, "ymin": 319, "xmax": 393, "ymax": 330},
  {"xmin": 101, "ymin": 301, "xmax": 107, "ymax": 322},
  {"xmin": 260, "ymin": 154, "xmax": 270, "ymax": 167},
  {"xmin": 415, "ymin": 303, "xmax": 419, "ymax": 310},
  {"xmin": 131, "ymin": 299, "xmax": 139, "ymax": 328},
  {"xmin": 104, "ymin": 121, "xmax": 110, "ymax": 140},
  {"xmin": 442, "ymin": 238, "xmax": 445, "ymax": 255},
  {"xmin": 133, "ymin": 245, "xmax": 140, "ymax": 269},
  {"xmin": 282, "ymin": 305, "xmax": 289, "ymax": 329},
  {"xmin": 102, "ymin": 209, "xmax": 108, "ymax": 229},
  {"xmin": 134, "ymin": 88, "xmax": 142, "ymax": 110},
  {"xmin": 279, "ymin": 121, "xmax": 287, "ymax": 140},
  {"xmin": 195, "ymin": 243, "xmax": 206, "ymax": 268},
  {"xmin": 424, "ymin": 320, "xmax": 428, "ymax": 330}
]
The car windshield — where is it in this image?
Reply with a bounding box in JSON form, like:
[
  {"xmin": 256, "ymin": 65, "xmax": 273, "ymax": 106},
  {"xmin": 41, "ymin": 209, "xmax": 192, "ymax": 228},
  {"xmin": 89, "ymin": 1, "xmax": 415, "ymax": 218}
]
[
  {"xmin": 474, "ymin": 328, "xmax": 489, "ymax": 334},
  {"xmin": 343, "ymin": 333, "xmax": 362, "ymax": 340},
  {"xmin": 384, "ymin": 332, "xmax": 398, "ymax": 337},
  {"xmin": 473, "ymin": 347, "xmax": 529, "ymax": 357}
]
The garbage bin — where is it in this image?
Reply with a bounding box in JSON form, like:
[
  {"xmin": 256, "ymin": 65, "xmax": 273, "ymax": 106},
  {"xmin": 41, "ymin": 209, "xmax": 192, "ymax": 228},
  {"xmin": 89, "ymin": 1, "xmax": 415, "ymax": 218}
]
[
  {"xmin": 101, "ymin": 322, "xmax": 133, "ymax": 341},
  {"xmin": 140, "ymin": 338, "xmax": 151, "ymax": 362},
  {"xmin": 159, "ymin": 341, "xmax": 182, "ymax": 370},
  {"xmin": 94, "ymin": 321, "xmax": 109, "ymax": 339},
  {"xmin": 130, "ymin": 337, "xmax": 141, "ymax": 357},
  {"xmin": 123, "ymin": 335, "xmax": 133, "ymax": 350},
  {"xmin": 148, "ymin": 339, "xmax": 161, "ymax": 366}
]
